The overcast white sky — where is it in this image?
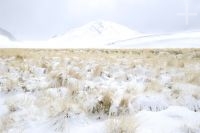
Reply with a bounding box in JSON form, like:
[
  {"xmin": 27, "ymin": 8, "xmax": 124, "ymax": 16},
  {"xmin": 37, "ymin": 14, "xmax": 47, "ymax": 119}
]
[{"xmin": 0, "ymin": 0, "xmax": 200, "ymax": 40}]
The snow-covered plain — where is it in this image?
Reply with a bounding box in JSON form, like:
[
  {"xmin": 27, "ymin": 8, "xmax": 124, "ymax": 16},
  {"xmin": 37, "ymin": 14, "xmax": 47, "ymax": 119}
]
[{"xmin": 0, "ymin": 49, "xmax": 200, "ymax": 133}]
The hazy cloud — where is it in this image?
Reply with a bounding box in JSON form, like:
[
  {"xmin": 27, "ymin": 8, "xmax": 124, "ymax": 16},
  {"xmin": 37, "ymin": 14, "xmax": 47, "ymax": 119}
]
[{"xmin": 0, "ymin": 0, "xmax": 199, "ymax": 40}]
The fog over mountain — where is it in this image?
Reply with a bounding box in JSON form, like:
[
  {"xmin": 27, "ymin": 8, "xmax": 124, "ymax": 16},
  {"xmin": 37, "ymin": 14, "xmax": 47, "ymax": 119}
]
[{"xmin": 0, "ymin": 0, "xmax": 200, "ymax": 40}]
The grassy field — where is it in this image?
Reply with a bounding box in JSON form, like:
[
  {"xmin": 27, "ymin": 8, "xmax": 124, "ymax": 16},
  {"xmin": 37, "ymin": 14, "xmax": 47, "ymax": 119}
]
[{"xmin": 0, "ymin": 48, "xmax": 200, "ymax": 133}]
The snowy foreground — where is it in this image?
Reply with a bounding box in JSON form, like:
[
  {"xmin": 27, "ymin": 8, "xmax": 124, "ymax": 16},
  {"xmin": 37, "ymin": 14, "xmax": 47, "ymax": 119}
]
[{"xmin": 0, "ymin": 49, "xmax": 200, "ymax": 133}]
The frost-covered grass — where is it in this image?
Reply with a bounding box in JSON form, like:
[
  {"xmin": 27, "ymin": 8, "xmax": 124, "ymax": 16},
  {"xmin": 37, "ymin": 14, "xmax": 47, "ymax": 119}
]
[{"xmin": 0, "ymin": 49, "xmax": 200, "ymax": 133}]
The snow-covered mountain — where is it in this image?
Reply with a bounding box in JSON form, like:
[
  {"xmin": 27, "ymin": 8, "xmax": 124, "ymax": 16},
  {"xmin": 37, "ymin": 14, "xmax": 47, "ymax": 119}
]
[
  {"xmin": 0, "ymin": 20, "xmax": 142, "ymax": 48},
  {"xmin": 48, "ymin": 20, "xmax": 141, "ymax": 47},
  {"xmin": 0, "ymin": 20, "xmax": 200, "ymax": 48}
]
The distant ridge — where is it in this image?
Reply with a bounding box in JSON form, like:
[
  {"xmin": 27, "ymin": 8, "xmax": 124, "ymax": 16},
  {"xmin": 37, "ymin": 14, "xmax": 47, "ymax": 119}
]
[{"xmin": 0, "ymin": 27, "xmax": 16, "ymax": 41}]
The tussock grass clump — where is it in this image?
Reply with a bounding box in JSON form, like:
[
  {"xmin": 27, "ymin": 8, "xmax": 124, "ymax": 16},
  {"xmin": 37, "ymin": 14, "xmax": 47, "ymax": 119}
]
[
  {"xmin": 166, "ymin": 59, "xmax": 185, "ymax": 68},
  {"xmin": 144, "ymin": 80, "xmax": 163, "ymax": 93},
  {"xmin": 186, "ymin": 71, "xmax": 200, "ymax": 86},
  {"xmin": 0, "ymin": 78, "xmax": 18, "ymax": 92},
  {"xmin": 125, "ymin": 85, "xmax": 138, "ymax": 95},
  {"xmin": 49, "ymin": 72, "xmax": 68, "ymax": 88},
  {"xmin": 40, "ymin": 61, "xmax": 52, "ymax": 73},
  {"xmin": 92, "ymin": 92, "xmax": 113, "ymax": 115},
  {"xmin": 92, "ymin": 65, "xmax": 103, "ymax": 77},
  {"xmin": 170, "ymin": 88, "xmax": 182, "ymax": 99},
  {"xmin": 67, "ymin": 80, "xmax": 80, "ymax": 100},
  {"xmin": 119, "ymin": 97, "xmax": 129, "ymax": 108},
  {"xmin": 0, "ymin": 114, "xmax": 19, "ymax": 133},
  {"xmin": 118, "ymin": 96, "xmax": 130, "ymax": 115},
  {"xmin": 191, "ymin": 51, "xmax": 200, "ymax": 59},
  {"xmin": 192, "ymin": 92, "xmax": 200, "ymax": 100},
  {"xmin": 68, "ymin": 69, "xmax": 82, "ymax": 80},
  {"xmin": 106, "ymin": 115, "xmax": 137, "ymax": 133},
  {"xmin": 35, "ymin": 92, "xmax": 72, "ymax": 118},
  {"xmin": 15, "ymin": 55, "xmax": 24, "ymax": 61},
  {"xmin": 168, "ymin": 50, "xmax": 183, "ymax": 55}
]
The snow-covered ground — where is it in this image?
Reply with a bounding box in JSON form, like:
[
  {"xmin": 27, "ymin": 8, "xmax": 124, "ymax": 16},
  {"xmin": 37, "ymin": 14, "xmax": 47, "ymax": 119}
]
[
  {"xmin": 0, "ymin": 20, "xmax": 200, "ymax": 132},
  {"xmin": 0, "ymin": 49, "xmax": 200, "ymax": 133}
]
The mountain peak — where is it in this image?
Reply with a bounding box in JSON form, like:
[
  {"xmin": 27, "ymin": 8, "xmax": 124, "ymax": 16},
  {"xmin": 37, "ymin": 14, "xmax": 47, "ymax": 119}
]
[
  {"xmin": 62, "ymin": 20, "xmax": 140, "ymax": 40},
  {"xmin": 82, "ymin": 20, "xmax": 139, "ymax": 36},
  {"xmin": 49, "ymin": 20, "xmax": 142, "ymax": 47},
  {"xmin": 86, "ymin": 20, "xmax": 108, "ymax": 34}
]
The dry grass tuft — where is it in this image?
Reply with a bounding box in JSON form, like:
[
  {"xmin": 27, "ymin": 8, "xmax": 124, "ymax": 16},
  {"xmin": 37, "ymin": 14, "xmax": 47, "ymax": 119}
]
[
  {"xmin": 186, "ymin": 72, "xmax": 200, "ymax": 86},
  {"xmin": 35, "ymin": 92, "xmax": 72, "ymax": 117},
  {"xmin": 171, "ymin": 88, "xmax": 181, "ymax": 99},
  {"xmin": 67, "ymin": 80, "xmax": 80, "ymax": 99},
  {"xmin": 92, "ymin": 91, "xmax": 113, "ymax": 115},
  {"xmin": 118, "ymin": 96, "xmax": 130, "ymax": 115},
  {"xmin": 166, "ymin": 59, "xmax": 185, "ymax": 68},
  {"xmin": 92, "ymin": 65, "xmax": 103, "ymax": 77},
  {"xmin": 0, "ymin": 115, "xmax": 15, "ymax": 132},
  {"xmin": 49, "ymin": 72, "xmax": 67, "ymax": 88},
  {"xmin": 119, "ymin": 97, "xmax": 129, "ymax": 108},
  {"xmin": 15, "ymin": 55, "xmax": 24, "ymax": 61},
  {"xmin": 192, "ymin": 89, "xmax": 200, "ymax": 100},
  {"xmin": 144, "ymin": 80, "xmax": 163, "ymax": 93},
  {"xmin": 68, "ymin": 69, "xmax": 82, "ymax": 80},
  {"xmin": 106, "ymin": 115, "xmax": 137, "ymax": 133}
]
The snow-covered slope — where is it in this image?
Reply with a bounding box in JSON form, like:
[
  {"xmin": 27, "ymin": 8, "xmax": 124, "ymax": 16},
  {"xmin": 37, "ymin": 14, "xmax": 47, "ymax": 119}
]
[
  {"xmin": 108, "ymin": 31, "xmax": 200, "ymax": 48},
  {"xmin": 0, "ymin": 35, "xmax": 10, "ymax": 42},
  {"xmin": 25, "ymin": 31, "xmax": 200, "ymax": 48},
  {"xmin": 0, "ymin": 35, "xmax": 14, "ymax": 48},
  {"xmin": 48, "ymin": 20, "xmax": 141, "ymax": 47}
]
